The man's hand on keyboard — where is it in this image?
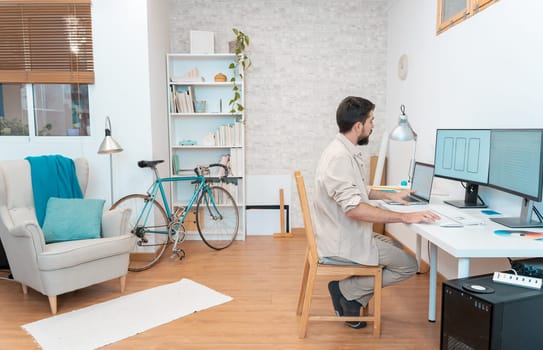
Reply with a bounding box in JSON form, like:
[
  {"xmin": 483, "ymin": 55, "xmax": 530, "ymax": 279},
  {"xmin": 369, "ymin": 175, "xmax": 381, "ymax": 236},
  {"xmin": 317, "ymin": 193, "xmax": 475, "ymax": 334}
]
[
  {"xmin": 386, "ymin": 189, "xmax": 416, "ymax": 205},
  {"xmin": 401, "ymin": 210, "xmax": 441, "ymax": 224}
]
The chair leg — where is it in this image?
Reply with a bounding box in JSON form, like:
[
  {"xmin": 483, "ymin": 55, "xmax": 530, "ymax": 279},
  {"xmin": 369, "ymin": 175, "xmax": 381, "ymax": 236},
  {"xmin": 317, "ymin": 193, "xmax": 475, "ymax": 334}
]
[
  {"xmin": 48, "ymin": 295, "xmax": 58, "ymax": 315},
  {"xmin": 372, "ymin": 271, "xmax": 383, "ymax": 336},
  {"xmin": 120, "ymin": 275, "xmax": 126, "ymax": 293},
  {"xmin": 362, "ymin": 304, "xmax": 369, "ymax": 316},
  {"xmin": 296, "ymin": 252, "xmax": 310, "ymax": 316},
  {"xmin": 298, "ymin": 265, "xmax": 317, "ymax": 339},
  {"xmin": 21, "ymin": 284, "xmax": 28, "ymax": 295}
]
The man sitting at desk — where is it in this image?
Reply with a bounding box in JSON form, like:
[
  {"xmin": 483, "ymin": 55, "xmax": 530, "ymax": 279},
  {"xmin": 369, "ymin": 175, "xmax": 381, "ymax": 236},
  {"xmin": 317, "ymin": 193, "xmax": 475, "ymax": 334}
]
[{"xmin": 314, "ymin": 96, "xmax": 440, "ymax": 329}]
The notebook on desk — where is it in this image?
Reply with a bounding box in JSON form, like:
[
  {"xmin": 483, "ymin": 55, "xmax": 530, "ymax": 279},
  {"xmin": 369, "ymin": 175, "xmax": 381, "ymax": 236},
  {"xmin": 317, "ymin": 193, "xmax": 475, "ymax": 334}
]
[{"xmin": 383, "ymin": 162, "xmax": 434, "ymax": 205}]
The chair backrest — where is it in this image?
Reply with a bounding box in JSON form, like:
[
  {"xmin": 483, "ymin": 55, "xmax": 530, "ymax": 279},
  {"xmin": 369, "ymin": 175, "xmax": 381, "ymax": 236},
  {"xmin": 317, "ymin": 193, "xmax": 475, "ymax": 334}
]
[
  {"xmin": 0, "ymin": 158, "xmax": 89, "ymax": 229},
  {"xmin": 294, "ymin": 170, "xmax": 319, "ymax": 263}
]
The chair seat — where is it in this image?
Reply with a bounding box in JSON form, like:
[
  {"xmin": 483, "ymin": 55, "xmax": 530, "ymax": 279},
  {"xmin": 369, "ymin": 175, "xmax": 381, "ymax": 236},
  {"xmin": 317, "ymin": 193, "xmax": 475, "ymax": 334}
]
[{"xmin": 39, "ymin": 234, "xmax": 132, "ymax": 271}]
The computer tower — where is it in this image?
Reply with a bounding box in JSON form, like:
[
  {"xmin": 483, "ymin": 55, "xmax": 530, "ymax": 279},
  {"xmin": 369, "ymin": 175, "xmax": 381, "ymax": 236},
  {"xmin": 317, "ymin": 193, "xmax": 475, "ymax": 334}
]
[{"xmin": 441, "ymin": 274, "xmax": 543, "ymax": 350}]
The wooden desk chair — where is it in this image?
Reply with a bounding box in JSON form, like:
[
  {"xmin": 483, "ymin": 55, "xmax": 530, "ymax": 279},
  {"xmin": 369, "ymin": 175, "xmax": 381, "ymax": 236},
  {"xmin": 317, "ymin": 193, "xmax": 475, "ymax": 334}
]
[{"xmin": 294, "ymin": 170, "xmax": 383, "ymax": 338}]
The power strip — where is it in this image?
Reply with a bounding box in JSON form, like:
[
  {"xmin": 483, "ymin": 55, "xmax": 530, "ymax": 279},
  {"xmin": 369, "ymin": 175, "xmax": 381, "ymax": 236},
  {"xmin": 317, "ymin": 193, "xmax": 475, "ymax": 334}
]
[{"xmin": 492, "ymin": 272, "xmax": 543, "ymax": 290}]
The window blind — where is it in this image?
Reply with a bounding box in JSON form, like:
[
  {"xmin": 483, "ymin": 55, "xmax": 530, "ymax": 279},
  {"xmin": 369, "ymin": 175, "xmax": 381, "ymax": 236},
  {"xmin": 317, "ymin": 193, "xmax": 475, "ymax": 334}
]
[{"xmin": 0, "ymin": 0, "xmax": 94, "ymax": 83}]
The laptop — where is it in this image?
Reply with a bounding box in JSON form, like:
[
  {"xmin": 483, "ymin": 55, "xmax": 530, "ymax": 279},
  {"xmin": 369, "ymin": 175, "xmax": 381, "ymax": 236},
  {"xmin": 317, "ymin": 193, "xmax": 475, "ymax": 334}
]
[{"xmin": 384, "ymin": 162, "xmax": 434, "ymax": 205}]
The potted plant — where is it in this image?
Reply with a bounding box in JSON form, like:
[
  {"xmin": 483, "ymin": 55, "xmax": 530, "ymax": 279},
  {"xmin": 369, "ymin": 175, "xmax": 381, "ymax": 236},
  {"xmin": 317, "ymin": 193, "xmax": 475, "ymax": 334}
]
[
  {"xmin": 228, "ymin": 28, "xmax": 251, "ymax": 113},
  {"xmin": 0, "ymin": 116, "xmax": 29, "ymax": 136}
]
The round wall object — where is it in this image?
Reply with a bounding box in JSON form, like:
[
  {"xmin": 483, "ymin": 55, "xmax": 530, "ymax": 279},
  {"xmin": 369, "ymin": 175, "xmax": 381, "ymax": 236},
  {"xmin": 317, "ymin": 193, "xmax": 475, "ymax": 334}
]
[{"xmin": 398, "ymin": 54, "xmax": 408, "ymax": 80}]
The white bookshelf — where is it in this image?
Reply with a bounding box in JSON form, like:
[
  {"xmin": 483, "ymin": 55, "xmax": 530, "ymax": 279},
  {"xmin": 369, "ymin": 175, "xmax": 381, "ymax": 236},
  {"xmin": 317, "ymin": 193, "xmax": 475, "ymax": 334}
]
[{"xmin": 166, "ymin": 53, "xmax": 245, "ymax": 238}]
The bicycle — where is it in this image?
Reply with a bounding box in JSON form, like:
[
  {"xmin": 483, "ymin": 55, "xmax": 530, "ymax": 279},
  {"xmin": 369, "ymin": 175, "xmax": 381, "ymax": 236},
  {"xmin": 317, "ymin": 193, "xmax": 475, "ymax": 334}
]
[{"xmin": 111, "ymin": 160, "xmax": 239, "ymax": 272}]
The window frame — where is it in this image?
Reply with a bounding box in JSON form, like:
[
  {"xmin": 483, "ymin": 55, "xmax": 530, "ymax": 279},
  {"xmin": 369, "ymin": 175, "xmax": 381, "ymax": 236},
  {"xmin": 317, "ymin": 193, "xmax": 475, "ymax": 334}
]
[
  {"xmin": 0, "ymin": 83, "xmax": 91, "ymax": 138},
  {"xmin": 437, "ymin": 0, "xmax": 498, "ymax": 34}
]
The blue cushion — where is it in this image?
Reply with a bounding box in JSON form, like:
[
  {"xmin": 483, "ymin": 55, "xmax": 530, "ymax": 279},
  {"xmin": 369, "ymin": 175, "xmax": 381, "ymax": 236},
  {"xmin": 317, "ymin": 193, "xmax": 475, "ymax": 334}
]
[{"xmin": 42, "ymin": 198, "xmax": 105, "ymax": 243}]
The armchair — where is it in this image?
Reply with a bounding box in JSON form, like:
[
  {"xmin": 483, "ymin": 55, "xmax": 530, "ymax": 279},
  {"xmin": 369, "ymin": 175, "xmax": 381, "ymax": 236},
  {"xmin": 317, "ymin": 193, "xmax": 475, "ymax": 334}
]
[{"xmin": 0, "ymin": 158, "xmax": 132, "ymax": 314}]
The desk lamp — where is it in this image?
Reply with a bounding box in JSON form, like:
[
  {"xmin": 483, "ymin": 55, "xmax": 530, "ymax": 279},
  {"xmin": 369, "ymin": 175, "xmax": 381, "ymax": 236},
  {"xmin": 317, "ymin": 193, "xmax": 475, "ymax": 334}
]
[
  {"xmin": 97, "ymin": 116, "xmax": 123, "ymax": 204},
  {"xmin": 373, "ymin": 105, "xmax": 417, "ymax": 186}
]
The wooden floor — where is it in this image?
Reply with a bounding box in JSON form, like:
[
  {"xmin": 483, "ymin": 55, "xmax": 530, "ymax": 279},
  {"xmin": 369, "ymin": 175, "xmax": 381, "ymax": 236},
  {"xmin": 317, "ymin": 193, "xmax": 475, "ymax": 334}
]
[{"xmin": 0, "ymin": 234, "xmax": 442, "ymax": 349}]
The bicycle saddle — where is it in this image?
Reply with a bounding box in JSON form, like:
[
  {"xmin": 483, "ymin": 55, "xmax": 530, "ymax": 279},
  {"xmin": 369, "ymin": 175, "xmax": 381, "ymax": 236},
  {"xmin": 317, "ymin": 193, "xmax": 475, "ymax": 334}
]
[{"xmin": 137, "ymin": 160, "xmax": 164, "ymax": 168}]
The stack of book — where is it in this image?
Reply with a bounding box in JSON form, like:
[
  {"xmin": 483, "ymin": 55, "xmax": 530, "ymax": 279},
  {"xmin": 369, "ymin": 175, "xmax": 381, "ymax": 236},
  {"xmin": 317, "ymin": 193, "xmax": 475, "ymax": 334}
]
[
  {"xmin": 212, "ymin": 122, "xmax": 243, "ymax": 146},
  {"xmin": 171, "ymin": 86, "xmax": 195, "ymax": 113}
]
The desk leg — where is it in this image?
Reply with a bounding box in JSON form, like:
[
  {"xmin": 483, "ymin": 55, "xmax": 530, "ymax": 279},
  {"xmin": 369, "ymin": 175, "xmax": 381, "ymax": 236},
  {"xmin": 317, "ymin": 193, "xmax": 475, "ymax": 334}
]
[
  {"xmin": 457, "ymin": 258, "xmax": 470, "ymax": 278},
  {"xmin": 416, "ymin": 234, "xmax": 422, "ymax": 273},
  {"xmin": 428, "ymin": 242, "xmax": 438, "ymax": 322}
]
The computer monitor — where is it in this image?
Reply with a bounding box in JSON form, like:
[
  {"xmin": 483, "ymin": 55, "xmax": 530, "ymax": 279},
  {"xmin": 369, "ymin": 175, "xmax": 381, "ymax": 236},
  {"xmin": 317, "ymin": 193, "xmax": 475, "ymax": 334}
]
[
  {"xmin": 488, "ymin": 129, "xmax": 543, "ymax": 228},
  {"xmin": 434, "ymin": 129, "xmax": 491, "ymax": 208}
]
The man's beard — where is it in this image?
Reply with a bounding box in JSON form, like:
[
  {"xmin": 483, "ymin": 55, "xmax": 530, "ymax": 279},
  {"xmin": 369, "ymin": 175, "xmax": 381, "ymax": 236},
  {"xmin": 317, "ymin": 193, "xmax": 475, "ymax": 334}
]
[{"xmin": 357, "ymin": 136, "xmax": 369, "ymax": 146}]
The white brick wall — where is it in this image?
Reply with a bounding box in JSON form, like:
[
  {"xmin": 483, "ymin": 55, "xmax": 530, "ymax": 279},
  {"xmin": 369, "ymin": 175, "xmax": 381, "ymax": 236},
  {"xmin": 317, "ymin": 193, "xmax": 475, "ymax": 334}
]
[{"xmin": 170, "ymin": 0, "xmax": 389, "ymax": 227}]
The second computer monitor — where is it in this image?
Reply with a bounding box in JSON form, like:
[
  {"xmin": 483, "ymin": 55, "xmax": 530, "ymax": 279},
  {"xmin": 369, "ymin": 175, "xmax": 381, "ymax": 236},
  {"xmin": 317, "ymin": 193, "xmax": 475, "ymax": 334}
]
[
  {"xmin": 488, "ymin": 129, "xmax": 543, "ymax": 228},
  {"xmin": 434, "ymin": 129, "xmax": 491, "ymax": 208}
]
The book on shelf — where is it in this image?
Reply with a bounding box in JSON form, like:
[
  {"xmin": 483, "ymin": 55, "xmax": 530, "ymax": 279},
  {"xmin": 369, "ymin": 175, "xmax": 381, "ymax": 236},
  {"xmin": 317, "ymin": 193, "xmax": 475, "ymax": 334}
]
[
  {"xmin": 173, "ymin": 86, "xmax": 195, "ymax": 113},
  {"xmin": 208, "ymin": 150, "xmax": 243, "ymax": 178},
  {"xmin": 172, "ymin": 154, "xmax": 180, "ymax": 174},
  {"xmin": 229, "ymin": 148, "xmax": 243, "ymax": 177},
  {"xmin": 216, "ymin": 182, "xmax": 239, "ymax": 204},
  {"xmin": 212, "ymin": 121, "xmax": 243, "ymax": 146},
  {"xmin": 187, "ymin": 86, "xmax": 195, "ymax": 112},
  {"xmin": 170, "ymin": 86, "xmax": 177, "ymax": 113},
  {"xmin": 211, "ymin": 153, "xmax": 230, "ymax": 177}
]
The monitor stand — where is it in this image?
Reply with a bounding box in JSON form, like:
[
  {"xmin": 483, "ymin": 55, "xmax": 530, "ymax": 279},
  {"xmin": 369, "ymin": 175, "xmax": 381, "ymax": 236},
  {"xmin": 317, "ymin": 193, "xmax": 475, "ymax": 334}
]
[
  {"xmin": 490, "ymin": 217, "xmax": 543, "ymax": 228},
  {"xmin": 444, "ymin": 199, "xmax": 488, "ymax": 209},
  {"xmin": 444, "ymin": 183, "xmax": 488, "ymax": 209},
  {"xmin": 490, "ymin": 199, "xmax": 543, "ymax": 228}
]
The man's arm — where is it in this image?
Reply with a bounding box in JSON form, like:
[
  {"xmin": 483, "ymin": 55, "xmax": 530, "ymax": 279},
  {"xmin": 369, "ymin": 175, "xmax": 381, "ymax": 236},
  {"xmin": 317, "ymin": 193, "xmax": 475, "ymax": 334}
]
[
  {"xmin": 368, "ymin": 188, "xmax": 414, "ymax": 204},
  {"xmin": 346, "ymin": 202, "xmax": 440, "ymax": 224}
]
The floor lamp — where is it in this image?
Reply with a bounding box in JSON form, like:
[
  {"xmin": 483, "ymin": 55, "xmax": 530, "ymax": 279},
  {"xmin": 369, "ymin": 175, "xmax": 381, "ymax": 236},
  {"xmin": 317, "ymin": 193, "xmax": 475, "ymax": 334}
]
[
  {"xmin": 97, "ymin": 116, "xmax": 123, "ymax": 205},
  {"xmin": 373, "ymin": 105, "xmax": 417, "ymax": 186}
]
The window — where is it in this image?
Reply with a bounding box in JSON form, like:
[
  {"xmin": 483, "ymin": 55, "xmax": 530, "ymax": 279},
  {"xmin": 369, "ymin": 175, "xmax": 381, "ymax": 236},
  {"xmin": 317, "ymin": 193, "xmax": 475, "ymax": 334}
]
[
  {"xmin": 0, "ymin": 0, "xmax": 94, "ymax": 137},
  {"xmin": 0, "ymin": 83, "xmax": 89, "ymax": 136},
  {"xmin": 437, "ymin": 0, "xmax": 497, "ymax": 34}
]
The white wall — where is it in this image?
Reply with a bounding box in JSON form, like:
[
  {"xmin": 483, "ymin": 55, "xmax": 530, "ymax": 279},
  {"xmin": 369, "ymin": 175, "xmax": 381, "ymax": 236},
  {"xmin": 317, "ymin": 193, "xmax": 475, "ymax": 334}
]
[
  {"xmin": 169, "ymin": 0, "xmax": 390, "ymax": 228},
  {"xmin": 386, "ymin": 0, "xmax": 543, "ymax": 278}
]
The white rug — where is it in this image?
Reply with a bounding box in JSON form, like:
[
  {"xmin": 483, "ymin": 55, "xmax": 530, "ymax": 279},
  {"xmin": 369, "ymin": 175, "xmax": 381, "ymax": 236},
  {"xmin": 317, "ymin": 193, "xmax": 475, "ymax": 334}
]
[{"xmin": 22, "ymin": 278, "xmax": 232, "ymax": 350}]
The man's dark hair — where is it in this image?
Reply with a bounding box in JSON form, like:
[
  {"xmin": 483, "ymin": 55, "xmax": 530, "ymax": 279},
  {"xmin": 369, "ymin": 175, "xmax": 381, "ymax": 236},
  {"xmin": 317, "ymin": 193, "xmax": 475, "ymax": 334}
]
[{"xmin": 336, "ymin": 96, "xmax": 375, "ymax": 133}]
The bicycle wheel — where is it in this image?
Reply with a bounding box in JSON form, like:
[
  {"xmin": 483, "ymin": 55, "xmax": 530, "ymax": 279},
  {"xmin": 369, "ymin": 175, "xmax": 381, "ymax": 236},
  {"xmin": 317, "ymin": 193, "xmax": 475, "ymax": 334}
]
[
  {"xmin": 196, "ymin": 185, "xmax": 239, "ymax": 250},
  {"xmin": 111, "ymin": 194, "xmax": 169, "ymax": 271}
]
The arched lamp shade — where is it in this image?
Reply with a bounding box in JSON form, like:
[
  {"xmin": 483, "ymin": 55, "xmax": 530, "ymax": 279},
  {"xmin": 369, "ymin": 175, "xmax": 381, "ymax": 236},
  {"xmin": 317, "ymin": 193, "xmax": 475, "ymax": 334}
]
[
  {"xmin": 372, "ymin": 105, "xmax": 418, "ymax": 186},
  {"xmin": 97, "ymin": 116, "xmax": 123, "ymax": 204},
  {"xmin": 389, "ymin": 104, "xmax": 417, "ymax": 142},
  {"xmin": 98, "ymin": 116, "xmax": 123, "ymax": 154}
]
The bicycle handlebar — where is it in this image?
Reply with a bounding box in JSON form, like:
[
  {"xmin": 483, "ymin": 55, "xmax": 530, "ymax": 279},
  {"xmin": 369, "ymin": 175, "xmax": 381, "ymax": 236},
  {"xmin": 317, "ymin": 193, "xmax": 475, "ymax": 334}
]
[
  {"xmin": 194, "ymin": 163, "xmax": 229, "ymax": 177},
  {"xmin": 135, "ymin": 160, "xmax": 229, "ymax": 179}
]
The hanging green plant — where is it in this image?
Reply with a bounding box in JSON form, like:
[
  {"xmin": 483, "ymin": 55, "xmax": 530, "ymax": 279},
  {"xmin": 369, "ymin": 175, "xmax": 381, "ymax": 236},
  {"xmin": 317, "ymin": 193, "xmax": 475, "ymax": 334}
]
[{"xmin": 228, "ymin": 28, "xmax": 251, "ymax": 114}]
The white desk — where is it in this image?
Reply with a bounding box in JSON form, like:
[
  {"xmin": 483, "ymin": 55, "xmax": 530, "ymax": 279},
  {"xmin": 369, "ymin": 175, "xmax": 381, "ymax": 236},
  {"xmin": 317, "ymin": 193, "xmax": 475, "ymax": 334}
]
[{"xmin": 380, "ymin": 201, "xmax": 543, "ymax": 322}]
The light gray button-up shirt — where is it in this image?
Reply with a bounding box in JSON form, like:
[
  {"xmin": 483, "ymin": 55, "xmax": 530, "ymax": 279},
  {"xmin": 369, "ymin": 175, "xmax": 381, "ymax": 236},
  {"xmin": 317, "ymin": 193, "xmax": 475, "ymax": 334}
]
[{"xmin": 313, "ymin": 133, "xmax": 378, "ymax": 266}]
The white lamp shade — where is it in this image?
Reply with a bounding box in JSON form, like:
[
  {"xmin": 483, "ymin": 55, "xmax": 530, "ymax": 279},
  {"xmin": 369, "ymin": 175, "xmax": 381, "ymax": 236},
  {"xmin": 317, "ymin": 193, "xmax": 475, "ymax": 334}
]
[
  {"xmin": 372, "ymin": 105, "xmax": 417, "ymax": 186},
  {"xmin": 389, "ymin": 116, "xmax": 417, "ymax": 141},
  {"xmin": 97, "ymin": 116, "xmax": 123, "ymax": 154},
  {"xmin": 98, "ymin": 135, "xmax": 123, "ymax": 154}
]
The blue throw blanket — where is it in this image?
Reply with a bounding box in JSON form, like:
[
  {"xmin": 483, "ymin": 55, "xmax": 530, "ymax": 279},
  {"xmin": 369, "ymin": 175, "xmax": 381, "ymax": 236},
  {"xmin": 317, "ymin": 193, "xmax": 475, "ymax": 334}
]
[{"xmin": 25, "ymin": 155, "xmax": 83, "ymax": 227}]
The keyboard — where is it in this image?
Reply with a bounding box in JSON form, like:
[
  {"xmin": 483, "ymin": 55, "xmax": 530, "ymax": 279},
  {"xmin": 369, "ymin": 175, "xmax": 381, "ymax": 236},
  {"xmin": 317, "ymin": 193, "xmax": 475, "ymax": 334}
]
[
  {"xmin": 404, "ymin": 195, "xmax": 424, "ymax": 203},
  {"xmin": 428, "ymin": 204, "xmax": 484, "ymax": 227}
]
